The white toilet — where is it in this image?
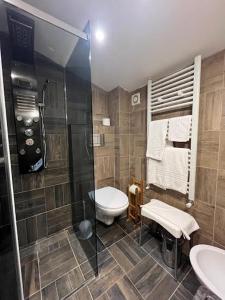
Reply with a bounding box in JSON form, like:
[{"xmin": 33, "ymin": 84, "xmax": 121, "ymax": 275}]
[{"xmin": 94, "ymin": 186, "xmax": 129, "ymax": 225}]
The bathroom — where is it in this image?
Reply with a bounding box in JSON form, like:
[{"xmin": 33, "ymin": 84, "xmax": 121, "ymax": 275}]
[{"xmin": 0, "ymin": 0, "xmax": 225, "ymax": 299}]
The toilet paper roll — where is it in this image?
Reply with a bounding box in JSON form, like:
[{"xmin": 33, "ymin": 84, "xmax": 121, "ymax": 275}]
[{"xmin": 129, "ymin": 184, "xmax": 140, "ymax": 195}]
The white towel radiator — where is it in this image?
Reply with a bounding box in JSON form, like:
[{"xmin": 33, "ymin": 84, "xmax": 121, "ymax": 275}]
[{"xmin": 147, "ymin": 55, "xmax": 201, "ymax": 202}]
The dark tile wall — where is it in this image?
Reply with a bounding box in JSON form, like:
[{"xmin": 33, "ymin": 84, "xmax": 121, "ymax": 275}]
[{"xmin": 1, "ymin": 35, "xmax": 72, "ymax": 248}]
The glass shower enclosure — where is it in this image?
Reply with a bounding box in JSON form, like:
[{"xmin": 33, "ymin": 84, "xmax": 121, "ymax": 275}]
[{"xmin": 0, "ymin": 1, "xmax": 97, "ymax": 299}]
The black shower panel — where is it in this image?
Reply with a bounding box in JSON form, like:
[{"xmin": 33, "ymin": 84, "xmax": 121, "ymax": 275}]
[
  {"xmin": 11, "ymin": 62, "xmax": 44, "ymax": 174},
  {"xmin": 7, "ymin": 9, "xmax": 44, "ymax": 174}
]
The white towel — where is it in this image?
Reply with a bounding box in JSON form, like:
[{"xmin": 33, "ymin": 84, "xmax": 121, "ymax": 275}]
[
  {"xmin": 164, "ymin": 147, "xmax": 189, "ymax": 194},
  {"xmin": 168, "ymin": 115, "xmax": 192, "ymax": 142},
  {"xmin": 146, "ymin": 119, "xmax": 168, "ymax": 160},
  {"xmin": 141, "ymin": 199, "xmax": 200, "ymax": 240},
  {"xmin": 147, "ymin": 157, "xmax": 166, "ymax": 189}
]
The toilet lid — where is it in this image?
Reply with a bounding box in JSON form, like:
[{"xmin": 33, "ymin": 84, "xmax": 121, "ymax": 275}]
[{"xmin": 94, "ymin": 186, "xmax": 128, "ymax": 210}]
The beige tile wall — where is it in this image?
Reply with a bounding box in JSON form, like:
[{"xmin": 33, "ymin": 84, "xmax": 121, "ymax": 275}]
[
  {"xmin": 92, "ymin": 85, "xmax": 115, "ymax": 188},
  {"xmin": 109, "ymin": 87, "xmax": 130, "ymax": 193},
  {"xmin": 92, "ymin": 49, "xmax": 225, "ymax": 248},
  {"xmin": 129, "ymin": 50, "xmax": 225, "ymax": 248}
]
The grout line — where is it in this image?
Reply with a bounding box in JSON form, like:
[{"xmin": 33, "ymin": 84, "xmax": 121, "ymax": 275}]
[
  {"xmin": 36, "ymin": 241, "xmax": 43, "ymax": 300},
  {"xmin": 168, "ymin": 267, "xmax": 192, "ymax": 300},
  {"xmin": 212, "ymin": 129, "xmax": 221, "ymax": 244},
  {"xmin": 54, "ymin": 281, "xmax": 60, "ymax": 300},
  {"xmin": 108, "ymin": 243, "xmax": 145, "ymax": 300},
  {"xmin": 65, "ymin": 230, "xmax": 86, "ymax": 282},
  {"xmin": 147, "ymin": 252, "xmax": 181, "ymax": 280}
]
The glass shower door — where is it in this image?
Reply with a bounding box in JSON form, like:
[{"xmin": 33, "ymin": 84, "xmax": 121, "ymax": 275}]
[
  {"xmin": 65, "ymin": 24, "xmax": 98, "ymax": 277},
  {"xmin": 0, "ymin": 47, "xmax": 23, "ymax": 299},
  {"xmin": 0, "ymin": 1, "xmax": 97, "ymax": 298}
]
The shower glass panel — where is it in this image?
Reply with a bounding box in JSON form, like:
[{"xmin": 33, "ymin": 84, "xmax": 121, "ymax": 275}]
[
  {"xmin": 0, "ymin": 123, "xmax": 20, "ymax": 300},
  {"xmin": 0, "ymin": 1, "xmax": 97, "ymax": 298}
]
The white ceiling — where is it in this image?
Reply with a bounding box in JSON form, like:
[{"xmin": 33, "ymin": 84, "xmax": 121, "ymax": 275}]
[{"xmin": 23, "ymin": 0, "xmax": 225, "ymax": 91}]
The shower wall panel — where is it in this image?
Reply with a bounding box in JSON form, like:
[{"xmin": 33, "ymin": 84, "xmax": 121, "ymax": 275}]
[{"xmin": 0, "ymin": 34, "xmax": 73, "ymax": 248}]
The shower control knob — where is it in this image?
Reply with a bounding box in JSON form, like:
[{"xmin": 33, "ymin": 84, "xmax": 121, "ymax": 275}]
[
  {"xmin": 16, "ymin": 115, "xmax": 23, "ymax": 121},
  {"xmin": 25, "ymin": 138, "xmax": 34, "ymax": 146},
  {"xmin": 35, "ymin": 148, "xmax": 41, "ymax": 154},
  {"xmin": 25, "ymin": 128, "xmax": 34, "ymax": 137},
  {"xmin": 24, "ymin": 118, "xmax": 33, "ymax": 126},
  {"xmin": 19, "ymin": 149, "xmax": 26, "ymax": 155},
  {"xmin": 33, "ymin": 117, "xmax": 39, "ymax": 123}
]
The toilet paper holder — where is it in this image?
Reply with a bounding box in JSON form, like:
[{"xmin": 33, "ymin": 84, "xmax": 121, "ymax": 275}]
[{"xmin": 128, "ymin": 177, "xmax": 144, "ymax": 224}]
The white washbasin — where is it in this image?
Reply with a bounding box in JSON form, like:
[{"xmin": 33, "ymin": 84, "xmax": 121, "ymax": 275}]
[{"xmin": 190, "ymin": 244, "xmax": 225, "ymax": 299}]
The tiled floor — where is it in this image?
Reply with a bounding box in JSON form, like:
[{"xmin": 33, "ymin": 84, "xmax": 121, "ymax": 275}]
[
  {"xmin": 20, "ymin": 218, "xmax": 201, "ymax": 300},
  {"xmin": 20, "ymin": 228, "xmax": 100, "ymax": 300}
]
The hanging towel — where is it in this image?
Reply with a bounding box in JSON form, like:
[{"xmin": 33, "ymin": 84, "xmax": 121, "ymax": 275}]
[
  {"xmin": 141, "ymin": 199, "xmax": 200, "ymax": 240},
  {"xmin": 146, "ymin": 119, "xmax": 168, "ymax": 160},
  {"xmin": 147, "ymin": 157, "xmax": 166, "ymax": 189},
  {"xmin": 164, "ymin": 147, "xmax": 189, "ymax": 194},
  {"xmin": 168, "ymin": 115, "xmax": 192, "ymax": 142}
]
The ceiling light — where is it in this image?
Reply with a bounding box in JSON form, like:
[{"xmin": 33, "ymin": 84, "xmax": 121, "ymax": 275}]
[{"xmin": 95, "ymin": 29, "xmax": 105, "ymax": 42}]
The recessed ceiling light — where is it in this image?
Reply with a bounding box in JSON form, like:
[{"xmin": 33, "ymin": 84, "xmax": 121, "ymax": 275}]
[{"xmin": 95, "ymin": 29, "xmax": 105, "ymax": 42}]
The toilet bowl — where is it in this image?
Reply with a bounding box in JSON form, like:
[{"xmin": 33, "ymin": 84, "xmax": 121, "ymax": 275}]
[{"xmin": 94, "ymin": 186, "xmax": 129, "ymax": 225}]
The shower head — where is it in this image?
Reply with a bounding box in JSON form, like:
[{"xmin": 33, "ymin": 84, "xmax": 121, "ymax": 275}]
[{"xmin": 7, "ymin": 9, "xmax": 34, "ymax": 64}]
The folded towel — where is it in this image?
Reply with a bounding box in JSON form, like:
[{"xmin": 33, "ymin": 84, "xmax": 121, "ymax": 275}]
[
  {"xmin": 147, "ymin": 157, "xmax": 166, "ymax": 189},
  {"xmin": 164, "ymin": 147, "xmax": 189, "ymax": 194},
  {"xmin": 141, "ymin": 199, "xmax": 200, "ymax": 240},
  {"xmin": 146, "ymin": 119, "xmax": 168, "ymax": 160},
  {"xmin": 168, "ymin": 115, "xmax": 192, "ymax": 142}
]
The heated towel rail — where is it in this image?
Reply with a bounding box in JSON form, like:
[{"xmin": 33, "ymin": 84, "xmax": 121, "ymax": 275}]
[{"xmin": 147, "ymin": 55, "xmax": 201, "ymax": 202}]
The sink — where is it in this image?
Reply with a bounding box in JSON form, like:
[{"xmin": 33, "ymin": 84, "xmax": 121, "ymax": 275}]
[{"xmin": 190, "ymin": 244, "xmax": 225, "ymax": 299}]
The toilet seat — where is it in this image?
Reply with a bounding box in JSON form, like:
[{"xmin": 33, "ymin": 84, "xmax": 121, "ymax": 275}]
[{"xmin": 95, "ymin": 186, "xmax": 128, "ymax": 210}]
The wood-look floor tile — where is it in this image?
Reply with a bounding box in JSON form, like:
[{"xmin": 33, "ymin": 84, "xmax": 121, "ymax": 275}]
[
  {"xmin": 181, "ymin": 269, "xmax": 201, "ymax": 296},
  {"xmin": 109, "ymin": 236, "xmax": 147, "ymax": 272},
  {"xmin": 129, "ymin": 225, "xmax": 153, "ymax": 245},
  {"xmin": 88, "ymin": 265, "xmax": 124, "ymax": 299},
  {"xmin": 37, "ymin": 231, "xmax": 68, "ymax": 258},
  {"xmin": 67, "ymin": 228, "xmax": 97, "ymax": 264},
  {"xmin": 81, "ymin": 249, "xmax": 116, "ymax": 280},
  {"xmin": 26, "ymin": 291, "xmax": 42, "ymax": 300},
  {"xmin": 128, "ymin": 256, "xmax": 176, "ymax": 299},
  {"xmin": 22, "ymin": 259, "xmax": 40, "ymax": 298},
  {"xmin": 150, "ymin": 245, "xmax": 191, "ymax": 282},
  {"xmin": 128, "ymin": 256, "xmax": 158, "ymax": 290},
  {"xmin": 20, "ymin": 244, "xmax": 38, "ymax": 264},
  {"xmin": 107, "ymin": 275, "xmax": 142, "ymax": 300},
  {"xmin": 97, "ymin": 223, "xmax": 126, "ymax": 247},
  {"xmin": 39, "ymin": 243, "xmax": 76, "ymax": 276},
  {"xmin": 145, "ymin": 273, "xmax": 178, "ymax": 300},
  {"xmin": 40, "ymin": 257, "xmax": 76, "ymax": 288},
  {"xmin": 117, "ymin": 218, "xmax": 136, "ymax": 234},
  {"xmin": 66, "ymin": 286, "xmax": 92, "ymax": 300},
  {"xmin": 170, "ymin": 285, "xmax": 193, "ymax": 300},
  {"xmin": 97, "ymin": 293, "xmax": 110, "ymax": 300},
  {"xmin": 56, "ymin": 267, "xmax": 85, "ymax": 299},
  {"xmin": 42, "ymin": 282, "xmax": 59, "ymax": 300}
]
